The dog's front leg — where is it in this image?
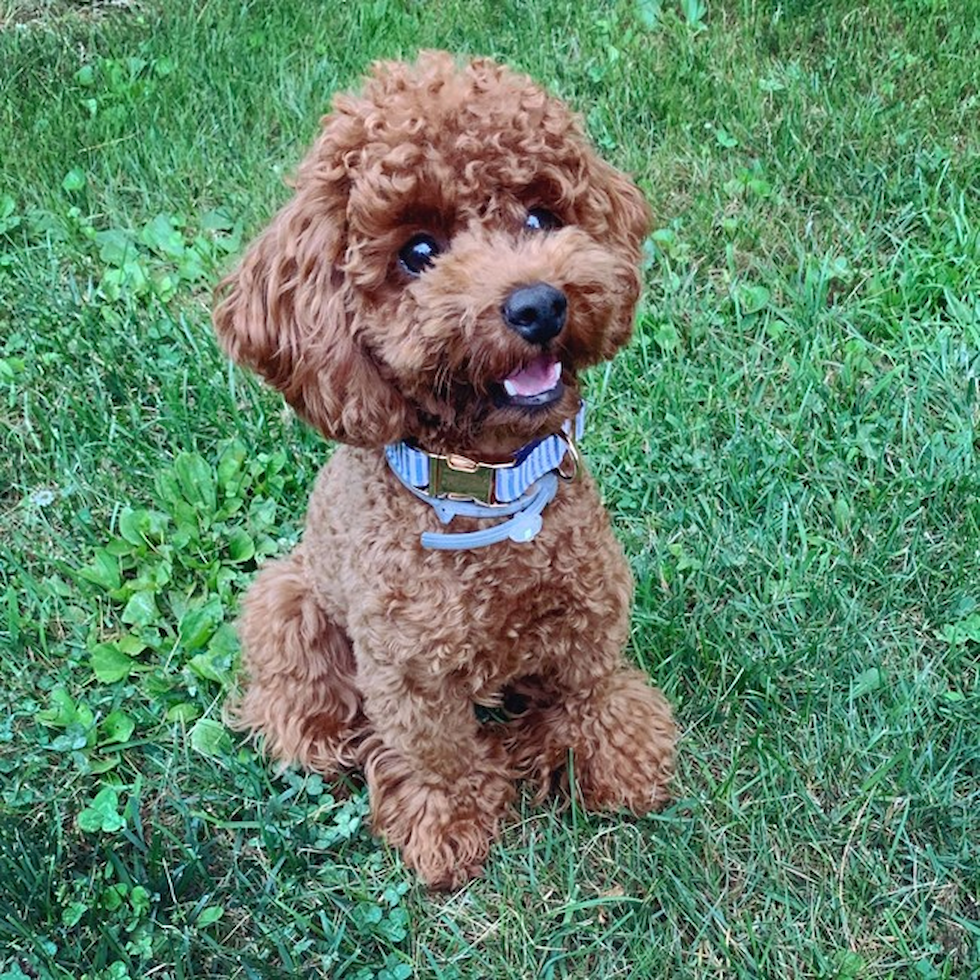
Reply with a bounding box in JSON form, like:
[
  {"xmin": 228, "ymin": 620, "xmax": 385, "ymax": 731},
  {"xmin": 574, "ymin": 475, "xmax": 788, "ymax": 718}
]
[
  {"xmin": 510, "ymin": 658, "xmax": 676, "ymax": 815},
  {"xmin": 356, "ymin": 665, "xmax": 516, "ymax": 889}
]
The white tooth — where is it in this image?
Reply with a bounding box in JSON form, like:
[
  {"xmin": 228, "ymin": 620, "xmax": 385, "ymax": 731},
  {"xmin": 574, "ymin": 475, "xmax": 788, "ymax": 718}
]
[
  {"xmin": 553, "ymin": 362, "xmax": 563, "ymax": 381},
  {"xmin": 503, "ymin": 379, "xmax": 518, "ymax": 396}
]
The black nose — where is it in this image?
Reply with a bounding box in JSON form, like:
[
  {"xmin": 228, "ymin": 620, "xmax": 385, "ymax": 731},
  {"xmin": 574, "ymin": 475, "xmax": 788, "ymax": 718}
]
[{"xmin": 501, "ymin": 282, "xmax": 567, "ymax": 346}]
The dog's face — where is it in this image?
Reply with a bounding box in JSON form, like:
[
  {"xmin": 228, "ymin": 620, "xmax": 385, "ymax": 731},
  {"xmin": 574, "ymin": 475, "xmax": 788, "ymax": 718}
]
[{"xmin": 215, "ymin": 52, "xmax": 651, "ymax": 454}]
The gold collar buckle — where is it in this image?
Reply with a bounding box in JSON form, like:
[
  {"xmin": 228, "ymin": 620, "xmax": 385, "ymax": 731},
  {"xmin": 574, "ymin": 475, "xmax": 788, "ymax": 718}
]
[{"xmin": 429, "ymin": 452, "xmax": 501, "ymax": 505}]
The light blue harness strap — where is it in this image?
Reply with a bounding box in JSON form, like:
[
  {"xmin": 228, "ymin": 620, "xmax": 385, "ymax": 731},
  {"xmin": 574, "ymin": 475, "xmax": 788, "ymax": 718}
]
[
  {"xmin": 386, "ymin": 461, "xmax": 534, "ymax": 524},
  {"xmin": 386, "ymin": 454, "xmax": 560, "ymax": 550},
  {"xmin": 420, "ymin": 473, "xmax": 558, "ymax": 550},
  {"xmin": 384, "ymin": 403, "xmax": 584, "ymax": 551}
]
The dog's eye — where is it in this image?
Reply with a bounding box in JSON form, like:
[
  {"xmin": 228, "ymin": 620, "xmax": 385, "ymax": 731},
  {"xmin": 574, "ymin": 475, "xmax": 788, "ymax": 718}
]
[
  {"xmin": 525, "ymin": 208, "xmax": 562, "ymax": 232},
  {"xmin": 399, "ymin": 234, "xmax": 442, "ymax": 275}
]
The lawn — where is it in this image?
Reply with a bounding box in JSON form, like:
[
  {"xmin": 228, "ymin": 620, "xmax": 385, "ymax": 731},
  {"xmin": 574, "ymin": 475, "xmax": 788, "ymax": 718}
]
[{"xmin": 1, "ymin": 0, "xmax": 978, "ymax": 977}]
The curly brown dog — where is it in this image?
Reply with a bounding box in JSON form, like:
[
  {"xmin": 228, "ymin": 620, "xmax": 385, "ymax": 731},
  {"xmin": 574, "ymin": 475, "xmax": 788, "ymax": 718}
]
[{"xmin": 214, "ymin": 51, "xmax": 676, "ymax": 889}]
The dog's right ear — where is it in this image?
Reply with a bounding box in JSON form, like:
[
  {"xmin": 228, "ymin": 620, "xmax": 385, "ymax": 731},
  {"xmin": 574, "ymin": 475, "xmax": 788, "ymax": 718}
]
[{"xmin": 213, "ymin": 149, "xmax": 409, "ymax": 446}]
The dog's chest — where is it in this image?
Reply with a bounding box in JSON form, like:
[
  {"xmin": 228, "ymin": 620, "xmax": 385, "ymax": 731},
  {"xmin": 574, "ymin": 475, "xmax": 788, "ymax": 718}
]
[{"xmin": 306, "ymin": 446, "xmax": 620, "ymax": 683}]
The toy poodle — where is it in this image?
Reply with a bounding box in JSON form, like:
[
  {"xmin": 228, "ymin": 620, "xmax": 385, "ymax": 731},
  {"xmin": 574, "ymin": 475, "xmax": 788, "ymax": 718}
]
[{"xmin": 214, "ymin": 51, "xmax": 676, "ymax": 889}]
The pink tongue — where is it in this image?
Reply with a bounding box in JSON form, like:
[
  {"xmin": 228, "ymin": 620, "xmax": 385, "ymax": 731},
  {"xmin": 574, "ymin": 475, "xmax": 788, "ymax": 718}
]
[{"xmin": 504, "ymin": 355, "xmax": 558, "ymax": 396}]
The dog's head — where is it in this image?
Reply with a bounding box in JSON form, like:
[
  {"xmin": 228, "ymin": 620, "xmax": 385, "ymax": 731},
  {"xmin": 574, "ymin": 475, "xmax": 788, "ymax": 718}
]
[{"xmin": 214, "ymin": 51, "xmax": 651, "ymax": 454}]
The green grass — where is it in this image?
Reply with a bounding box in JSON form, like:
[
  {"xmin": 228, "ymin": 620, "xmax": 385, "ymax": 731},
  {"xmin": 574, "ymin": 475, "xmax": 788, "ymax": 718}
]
[{"xmin": 2, "ymin": 0, "xmax": 979, "ymax": 977}]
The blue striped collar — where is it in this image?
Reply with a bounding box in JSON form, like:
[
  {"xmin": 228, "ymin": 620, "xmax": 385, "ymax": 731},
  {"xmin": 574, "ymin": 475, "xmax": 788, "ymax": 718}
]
[
  {"xmin": 386, "ymin": 403, "xmax": 585, "ymax": 506},
  {"xmin": 384, "ymin": 404, "xmax": 585, "ymax": 549}
]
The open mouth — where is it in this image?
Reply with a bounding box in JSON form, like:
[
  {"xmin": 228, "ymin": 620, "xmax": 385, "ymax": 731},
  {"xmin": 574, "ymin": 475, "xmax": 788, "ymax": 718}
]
[{"xmin": 496, "ymin": 354, "xmax": 565, "ymax": 408}]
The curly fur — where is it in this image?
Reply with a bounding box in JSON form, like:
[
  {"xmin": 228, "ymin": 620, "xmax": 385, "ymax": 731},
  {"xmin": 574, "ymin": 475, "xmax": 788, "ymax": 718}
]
[{"xmin": 214, "ymin": 51, "xmax": 676, "ymax": 889}]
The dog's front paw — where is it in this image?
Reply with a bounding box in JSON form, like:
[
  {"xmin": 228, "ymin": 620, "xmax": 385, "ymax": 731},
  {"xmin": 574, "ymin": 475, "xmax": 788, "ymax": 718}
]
[
  {"xmin": 401, "ymin": 804, "xmax": 497, "ymax": 889},
  {"xmin": 364, "ymin": 745, "xmax": 515, "ymax": 888},
  {"xmin": 573, "ymin": 673, "xmax": 676, "ymax": 815}
]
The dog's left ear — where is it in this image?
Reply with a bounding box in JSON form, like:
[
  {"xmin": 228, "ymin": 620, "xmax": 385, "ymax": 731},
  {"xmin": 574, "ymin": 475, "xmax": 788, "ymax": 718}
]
[
  {"xmin": 588, "ymin": 158, "xmax": 653, "ymax": 350},
  {"xmin": 213, "ymin": 140, "xmax": 410, "ymax": 447},
  {"xmin": 592, "ymin": 159, "xmax": 654, "ymax": 261}
]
